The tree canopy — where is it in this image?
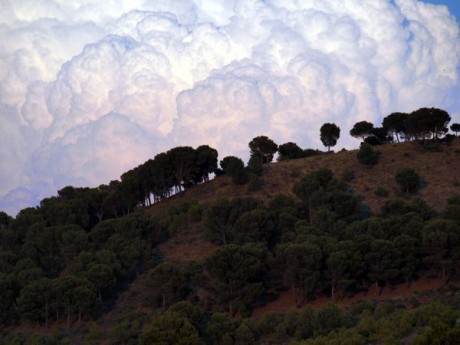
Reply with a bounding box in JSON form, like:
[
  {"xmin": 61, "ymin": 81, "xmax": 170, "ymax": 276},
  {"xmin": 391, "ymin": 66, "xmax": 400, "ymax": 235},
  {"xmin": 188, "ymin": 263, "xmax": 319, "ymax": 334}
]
[
  {"xmin": 320, "ymin": 123, "xmax": 340, "ymax": 152},
  {"xmin": 249, "ymin": 136, "xmax": 278, "ymax": 164},
  {"xmin": 350, "ymin": 121, "xmax": 374, "ymax": 141}
]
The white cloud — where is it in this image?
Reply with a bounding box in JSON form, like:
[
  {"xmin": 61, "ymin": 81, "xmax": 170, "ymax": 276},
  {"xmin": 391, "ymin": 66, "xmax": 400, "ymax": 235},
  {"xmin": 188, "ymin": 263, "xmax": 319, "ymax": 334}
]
[{"xmin": 0, "ymin": 0, "xmax": 459, "ymax": 216}]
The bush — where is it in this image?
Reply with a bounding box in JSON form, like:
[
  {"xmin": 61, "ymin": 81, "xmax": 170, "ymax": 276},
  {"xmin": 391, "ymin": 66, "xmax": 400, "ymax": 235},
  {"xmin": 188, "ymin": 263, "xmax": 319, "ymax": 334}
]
[
  {"xmin": 395, "ymin": 168, "xmax": 421, "ymax": 194},
  {"xmin": 357, "ymin": 143, "xmax": 380, "ymax": 166},
  {"xmin": 341, "ymin": 169, "xmax": 355, "ymax": 182},
  {"xmin": 248, "ymin": 155, "xmax": 264, "ymax": 176},
  {"xmin": 248, "ymin": 175, "xmax": 264, "ymax": 192},
  {"xmin": 375, "ymin": 186, "xmax": 389, "ymax": 197}
]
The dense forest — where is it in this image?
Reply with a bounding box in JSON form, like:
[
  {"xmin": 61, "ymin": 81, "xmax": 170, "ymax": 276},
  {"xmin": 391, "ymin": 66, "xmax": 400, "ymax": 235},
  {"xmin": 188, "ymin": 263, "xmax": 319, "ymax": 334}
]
[{"xmin": 1, "ymin": 107, "xmax": 460, "ymax": 344}]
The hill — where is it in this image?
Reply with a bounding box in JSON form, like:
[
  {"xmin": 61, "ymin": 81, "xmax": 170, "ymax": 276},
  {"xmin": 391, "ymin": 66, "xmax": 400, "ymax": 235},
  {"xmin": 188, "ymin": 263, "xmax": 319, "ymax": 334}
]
[
  {"xmin": 146, "ymin": 140, "xmax": 456, "ymax": 265},
  {"xmin": 1, "ymin": 138, "xmax": 460, "ymax": 344}
]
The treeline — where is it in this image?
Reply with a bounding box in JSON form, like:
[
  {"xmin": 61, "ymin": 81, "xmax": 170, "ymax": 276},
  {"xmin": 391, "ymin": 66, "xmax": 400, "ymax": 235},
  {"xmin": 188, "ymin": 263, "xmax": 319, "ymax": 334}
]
[{"xmin": 350, "ymin": 107, "xmax": 458, "ymax": 146}]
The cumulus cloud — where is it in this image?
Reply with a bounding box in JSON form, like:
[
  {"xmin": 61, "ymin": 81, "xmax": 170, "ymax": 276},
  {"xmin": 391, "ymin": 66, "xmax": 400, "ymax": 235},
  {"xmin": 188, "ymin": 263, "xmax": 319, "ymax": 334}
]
[{"xmin": 0, "ymin": 0, "xmax": 459, "ymax": 215}]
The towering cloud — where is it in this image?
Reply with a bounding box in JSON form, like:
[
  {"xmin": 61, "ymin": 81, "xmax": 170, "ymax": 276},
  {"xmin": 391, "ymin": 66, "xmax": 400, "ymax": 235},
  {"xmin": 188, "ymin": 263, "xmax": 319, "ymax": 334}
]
[{"xmin": 1, "ymin": 0, "xmax": 459, "ymax": 215}]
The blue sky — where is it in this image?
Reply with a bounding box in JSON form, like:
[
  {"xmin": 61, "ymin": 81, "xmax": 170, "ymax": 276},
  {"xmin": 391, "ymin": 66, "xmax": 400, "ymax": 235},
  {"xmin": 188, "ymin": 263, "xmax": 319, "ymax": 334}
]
[{"xmin": 427, "ymin": 0, "xmax": 460, "ymax": 22}]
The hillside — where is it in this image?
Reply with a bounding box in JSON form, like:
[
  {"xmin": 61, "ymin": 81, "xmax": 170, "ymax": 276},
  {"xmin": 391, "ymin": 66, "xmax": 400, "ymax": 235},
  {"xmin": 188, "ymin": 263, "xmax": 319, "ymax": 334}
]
[
  {"xmin": 2, "ymin": 138, "xmax": 460, "ymax": 344},
  {"xmin": 152, "ymin": 139, "xmax": 460, "ymax": 216},
  {"xmin": 147, "ymin": 139, "xmax": 460, "ymax": 289}
]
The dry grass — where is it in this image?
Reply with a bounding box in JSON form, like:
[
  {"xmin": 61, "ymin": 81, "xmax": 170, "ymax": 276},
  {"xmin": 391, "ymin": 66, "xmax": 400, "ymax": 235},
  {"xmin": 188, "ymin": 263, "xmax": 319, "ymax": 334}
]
[{"xmin": 148, "ymin": 138, "xmax": 460, "ymax": 218}]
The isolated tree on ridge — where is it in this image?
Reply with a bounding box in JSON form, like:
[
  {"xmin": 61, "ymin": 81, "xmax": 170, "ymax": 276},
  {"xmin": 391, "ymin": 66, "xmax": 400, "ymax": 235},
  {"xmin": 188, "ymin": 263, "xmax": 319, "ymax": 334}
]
[{"xmin": 320, "ymin": 123, "xmax": 340, "ymax": 152}]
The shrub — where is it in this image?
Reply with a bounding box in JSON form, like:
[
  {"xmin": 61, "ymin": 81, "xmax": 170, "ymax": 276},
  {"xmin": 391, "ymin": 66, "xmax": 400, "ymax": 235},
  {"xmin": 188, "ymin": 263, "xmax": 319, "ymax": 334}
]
[
  {"xmin": 341, "ymin": 169, "xmax": 355, "ymax": 182},
  {"xmin": 248, "ymin": 175, "xmax": 264, "ymax": 192},
  {"xmin": 357, "ymin": 143, "xmax": 380, "ymax": 166},
  {"xmin": 375, "ymin": 186, "xmax": 389, "ymax": 197},
  {"xmin": 395, "ymin": 168, "xmax": 421, "ymax": 194}
]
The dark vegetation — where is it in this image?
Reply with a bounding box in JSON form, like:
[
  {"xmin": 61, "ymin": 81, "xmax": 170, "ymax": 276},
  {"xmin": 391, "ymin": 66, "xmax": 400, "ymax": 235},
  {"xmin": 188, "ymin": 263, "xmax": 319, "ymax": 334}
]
[{"xmin": 1, "ymin": 107, "xmax": 460, "ymax": 344}]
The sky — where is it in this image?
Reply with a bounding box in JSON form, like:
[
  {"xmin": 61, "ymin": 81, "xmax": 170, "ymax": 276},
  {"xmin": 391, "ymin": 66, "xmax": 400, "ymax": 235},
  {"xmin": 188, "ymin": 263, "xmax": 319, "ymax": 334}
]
[{"xmin": 1, "ymin": 0, "xmax": 459, "ymax": 216}]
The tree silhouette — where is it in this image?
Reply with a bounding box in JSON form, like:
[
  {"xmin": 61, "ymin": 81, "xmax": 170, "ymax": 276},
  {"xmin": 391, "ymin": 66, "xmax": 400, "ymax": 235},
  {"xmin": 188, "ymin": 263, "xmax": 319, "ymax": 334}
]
[
  {"xmin": 450, "ymin": 123, "xmax": 460, "ymax": 136},
  {"xmin": 248, "ymin": 136, "xmax": 278, "ymax": 164},
  {"xmin": 350, "ymin": 121, "xmax": 374, "ymax": 141},
  {"xmin": 195, "ymin": 145, "xmax": 218, "ymax": 183},
  {"xmin": 382, "ymin": 112, "xmax": 407, "ymax": 142},
  {"xmin": 405, "ymin": 107, "xmax": 451, "ymax": 145},
  {"xmin": 396, "ymin": 168, "xmax": 421, "ymax": 194},
  {"xmin": 320, "ymin": 123, "xmax": 340, "ymax": 152},
  {"xmin": 357, "ymin": 143, "xmax": 380, "ymax": 167},
  {"xmin": 220, "ymin": 156, "xmax": 248, "ymax": 184},
  {"xmin": 278, "ymin": 142, "xmax": 304, "ymax": 160}
]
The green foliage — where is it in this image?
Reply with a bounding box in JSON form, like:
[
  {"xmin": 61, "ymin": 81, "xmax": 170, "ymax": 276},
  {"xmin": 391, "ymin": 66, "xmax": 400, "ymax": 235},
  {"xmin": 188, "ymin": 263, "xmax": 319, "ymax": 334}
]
[
  {"xmin": 341, "ymin": 169, "xmax": 355, "ymax": 182},
  {"xmin": 275, "ymin": 242, "xmax": 322, "ymax": 303},
  {"xmin": 234, "ymin": 322, "xmax": 256, "ymax": 345},
  {"xmin": 140, "ymin": 311, "xmax": 200, "ymax": 345},
  {"xmin": 421, "ymin": 219, "xmax": 460, "ymax": 283},
  {"xmin": 443, "ymin": 195, "xmax": 460, "ymax": 223},
  {"xmin": 293, "ymin": 169, "xmax": 360, "ymax": 225},
  {"xmin": 247, "ymin": 155, "xmax": 264, "ymax": 176},
  {"xmin": 205, "ymin": 197, "xmax": 260, "ymax": 245},
  {"xmin": 149, "ymin": 262, "xmax": 191, "ymax": 309},
  {"xmin": 158, "ymin": 201, "xmax": 203, "ymax": 235},
  {"xmin": 357, "ymin": 142, "xmax": 380, "ymax": 166},
  {"xmin": 395, "ymin": 168, "xmax": 421, "ymax": 194},
  {"xmin": 205, "ymin": 244, "xmax": 268, "ymax": 315},
  {"xmin": 233, "ymin": 208, "xmax": 276, "ymax": 246},
  {"xmin": 84, "ymin": 263, "xmax": 115, "ymax": 303},
  {"xmin": 0, "ymin": 273, "xmax": 17, "ymax": 323},
  {"xmin": 374, "ymin": 186, "xmax": 389, "ymax": 197},
  {"xmin": 247, "ymin": 174, "xmax": 264, "ymax": 192},
  {"xmin": 205, "ymin": 312, "xmax": 239, "ymax": 344},
  {"xmin": 108, "ymin": 312, "xmax": 148, "ymax": 345},
  {"xmin": 168, "ymin": 301, "xmax": 204, "ymax": 330}
]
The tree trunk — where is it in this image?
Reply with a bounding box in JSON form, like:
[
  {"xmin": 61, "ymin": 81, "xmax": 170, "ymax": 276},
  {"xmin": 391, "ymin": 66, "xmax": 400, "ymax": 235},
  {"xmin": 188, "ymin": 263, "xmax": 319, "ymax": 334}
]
[
  {"xmin": 45, "ymin": 301, "xmax": 49, "ymax": 328},
  {"xmin": 228, "ymin": 300, "xmax": 233, "ymax": 316},
  {"xmin": 442, "ymin": 265, "xmax": 446, "ymax": 285},
  {"xmin": 67, "ymin": 300, "xmax": 71, "ymax": 327}
]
